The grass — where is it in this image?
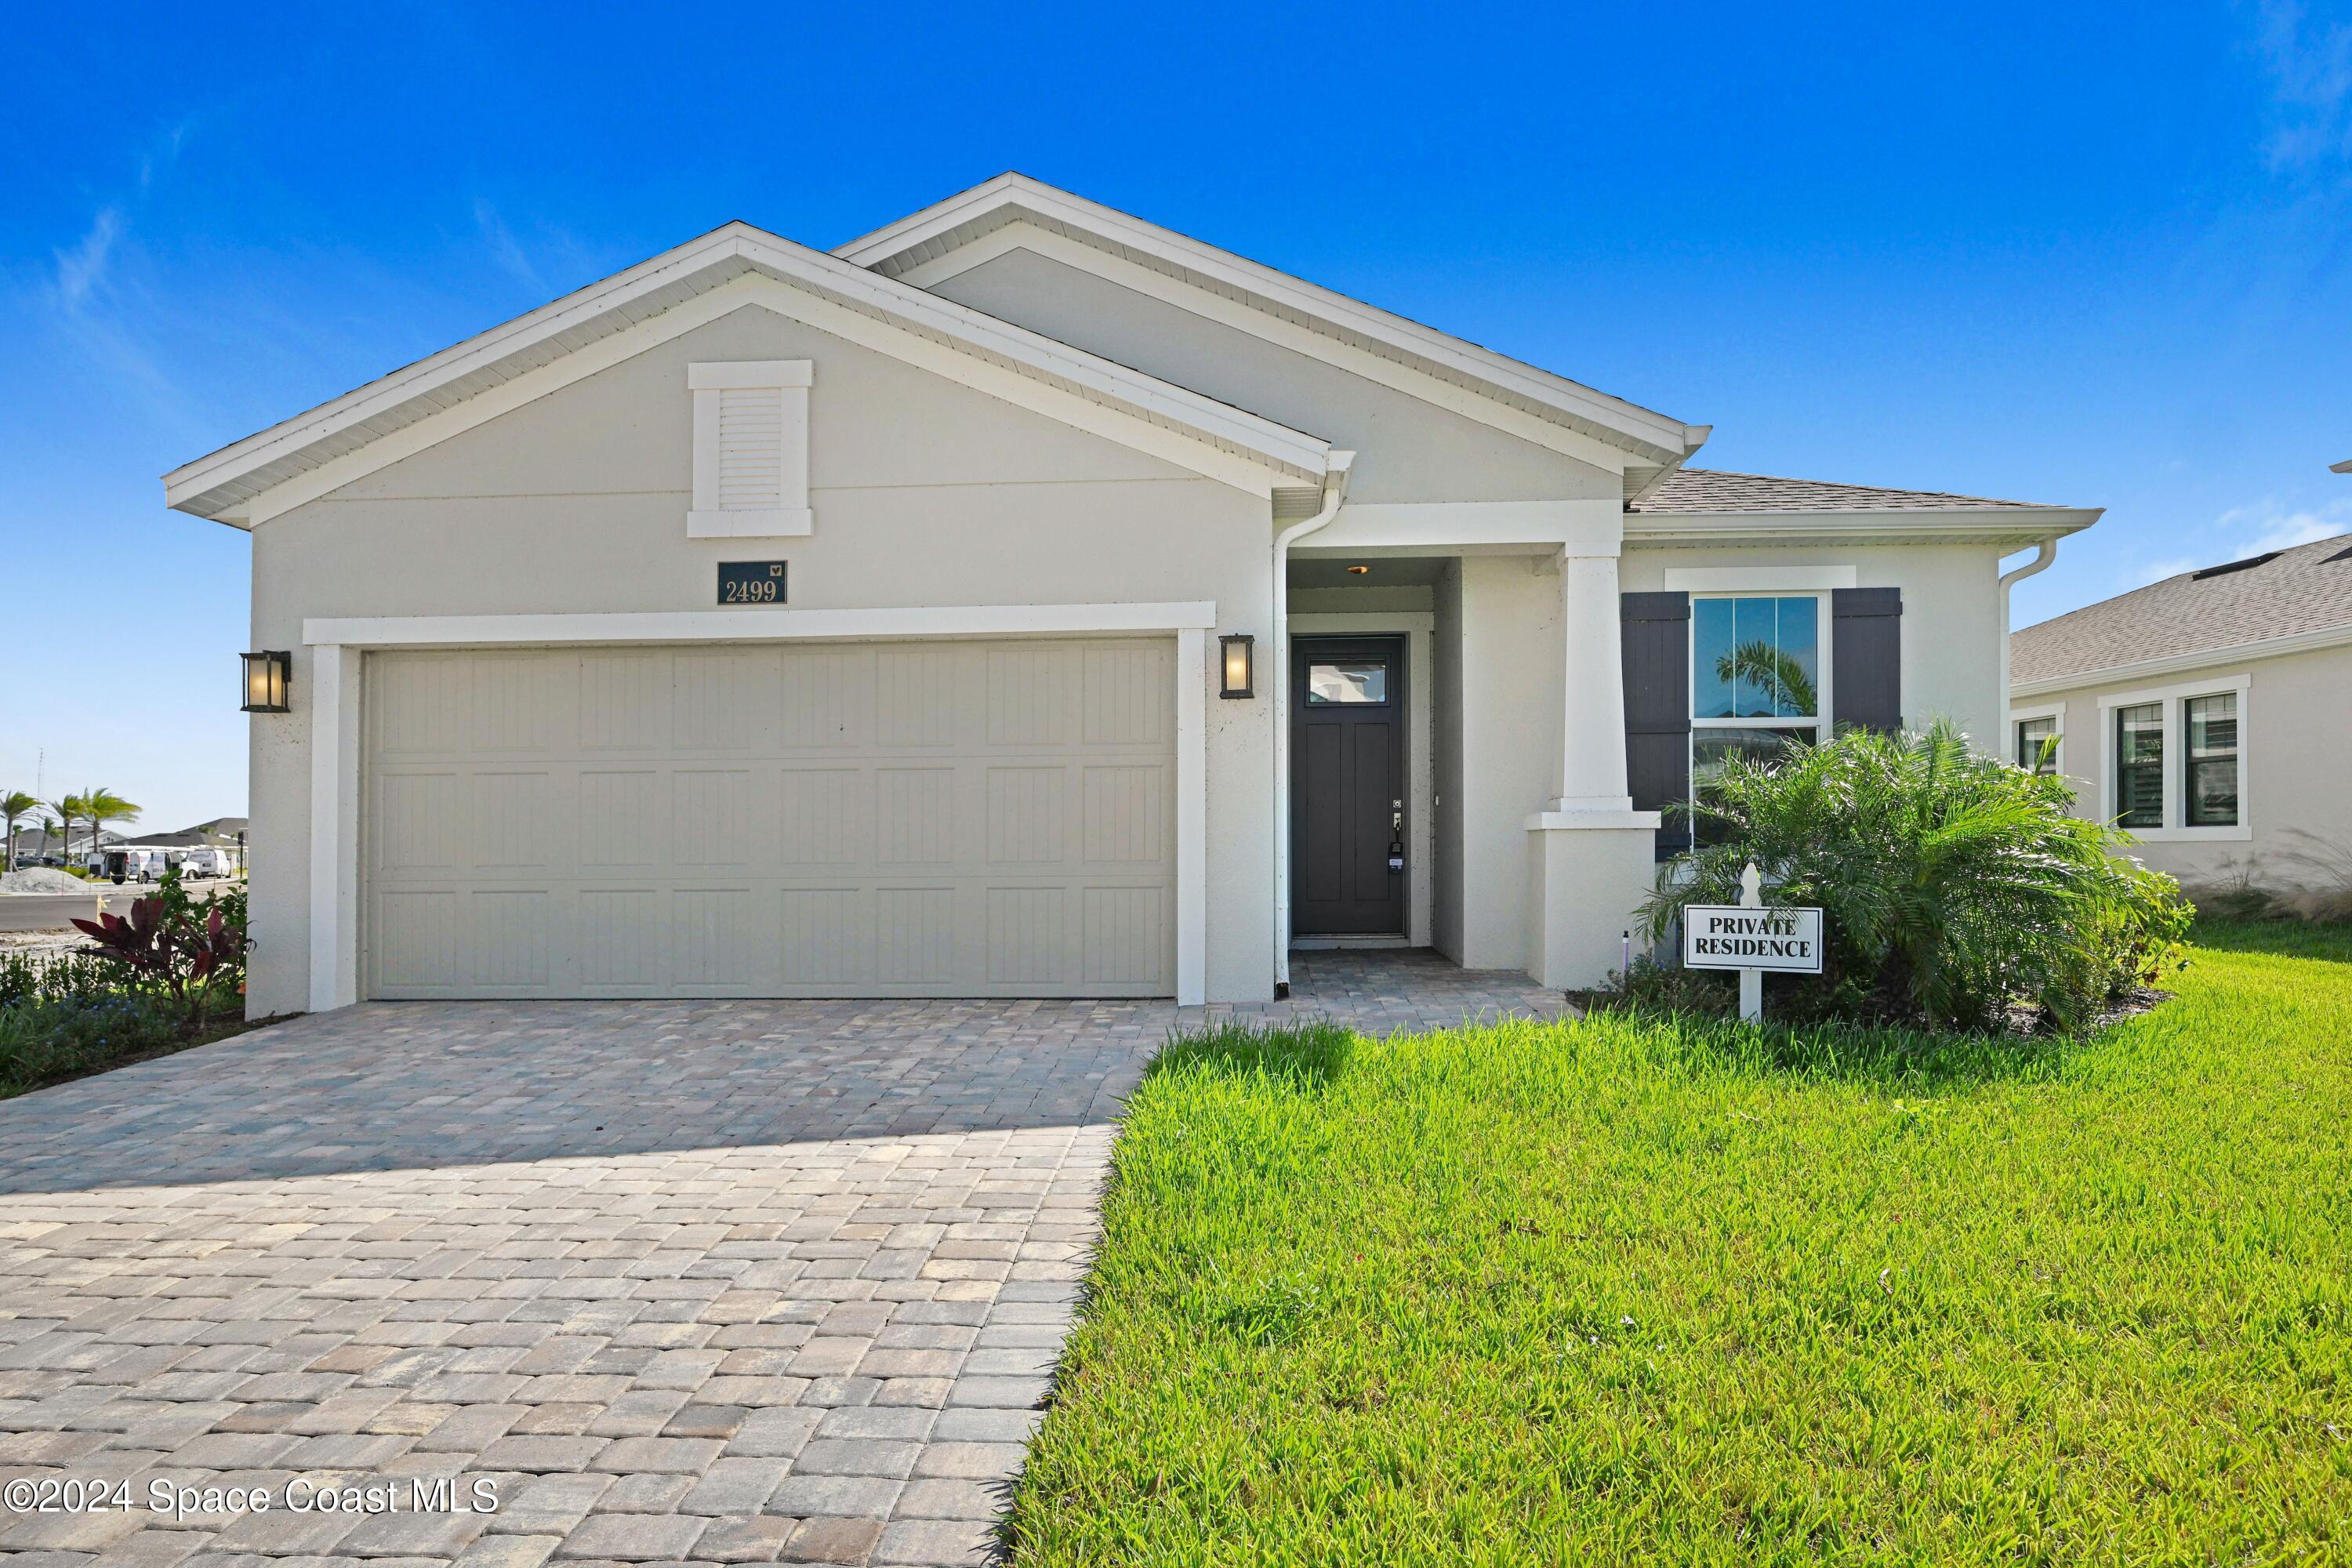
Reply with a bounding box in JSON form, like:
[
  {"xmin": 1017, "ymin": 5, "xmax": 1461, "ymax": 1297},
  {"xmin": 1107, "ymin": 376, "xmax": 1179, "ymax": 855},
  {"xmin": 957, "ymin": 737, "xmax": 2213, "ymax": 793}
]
[{"xmin": 1007, "ymin": 920, "xmax": 2352, "ymax": 1565}]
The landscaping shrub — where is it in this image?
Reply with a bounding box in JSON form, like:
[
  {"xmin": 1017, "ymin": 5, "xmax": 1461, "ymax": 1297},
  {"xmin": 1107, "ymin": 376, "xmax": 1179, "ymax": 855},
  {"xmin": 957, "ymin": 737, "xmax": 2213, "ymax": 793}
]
[
  {"xmin": 1638, "ymin": 720, "xmax": 2192, "ymax": 1031},
  {"xmin": 0, "ymin": 869, "xmax": 254, "ymax": 1094},
  {"xmin": 0, "ymin": 994, "xmax": 191, "ymax": 1090},
  {"xmin": 70, "ymin": 867, "xmax": 249, "ymax": 1007}
]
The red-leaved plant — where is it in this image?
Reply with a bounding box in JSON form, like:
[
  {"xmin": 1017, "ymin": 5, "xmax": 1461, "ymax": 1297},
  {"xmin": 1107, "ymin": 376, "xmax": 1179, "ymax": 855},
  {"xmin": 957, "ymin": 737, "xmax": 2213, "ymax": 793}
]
[{"xmin": 73, "ymin": 890, "xmax": 247, "ymax": 1003}]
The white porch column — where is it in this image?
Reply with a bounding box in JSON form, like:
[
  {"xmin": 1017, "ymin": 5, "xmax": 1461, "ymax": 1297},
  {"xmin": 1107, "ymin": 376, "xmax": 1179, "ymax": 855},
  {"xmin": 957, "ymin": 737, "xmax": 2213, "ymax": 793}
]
[
  {"xmin": 1524, "ymin": 540, "xmax": 1658, "ymax": 989},
  {"xmin": 1553, "ymin": 549, "xmax": 1632, "ymax": 811}
]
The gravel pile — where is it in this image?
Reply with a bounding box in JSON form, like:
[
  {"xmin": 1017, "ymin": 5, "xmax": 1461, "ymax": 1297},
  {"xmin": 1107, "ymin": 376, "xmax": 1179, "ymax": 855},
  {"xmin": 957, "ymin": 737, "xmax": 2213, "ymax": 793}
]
[{"xmin": 0, "ymin": 866, "xmax": 92, "ymax": 895}]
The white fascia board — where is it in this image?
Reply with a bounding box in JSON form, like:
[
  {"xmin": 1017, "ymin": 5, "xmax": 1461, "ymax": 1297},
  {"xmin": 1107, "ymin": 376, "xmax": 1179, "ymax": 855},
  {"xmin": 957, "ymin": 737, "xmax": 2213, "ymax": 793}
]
[
  {"xmin": 1626, "ymin": 506, "xmax": 2102, "ymax": 547},
  {"xmin": 2010, "ymin": 621, "xmax": 2352, "ymax": 699},
  {"xmin": 1298, "ymin": 499, "xmax": 1624, "ymax": 557},
  {"xmin": 302, "ymin": 601, "xmax": 1220, "ymax": 648},
  {"xmin": 167, "ymin": 222, "xmax": 1330, "ymax": 523},
  {"xmin": 838, "ymin": 175, "xmax": 1701, "ymax": 466},
  {"xmin": 223, "ymin": 275, "xmax": 1315, "ymax": 527}
]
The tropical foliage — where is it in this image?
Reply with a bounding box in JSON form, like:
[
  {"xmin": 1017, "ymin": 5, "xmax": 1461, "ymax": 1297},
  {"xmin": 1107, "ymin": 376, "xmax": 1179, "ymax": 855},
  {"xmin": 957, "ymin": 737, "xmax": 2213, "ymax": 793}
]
[
  {"xmin": 2, "ymin": 868, "xmax": 252, "ymax": 1097},
  {"xmin": 1639, "ymin": 720, "xmax": 2191, "ymax": 1030},
  {"xmin": 0, "ymin": 790, "xmax": 34, "ymax": 872}
]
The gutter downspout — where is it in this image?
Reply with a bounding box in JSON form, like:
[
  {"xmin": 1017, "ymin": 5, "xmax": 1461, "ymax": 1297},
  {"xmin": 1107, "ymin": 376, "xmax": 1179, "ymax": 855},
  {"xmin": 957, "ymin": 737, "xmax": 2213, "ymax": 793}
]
[
  {"xmin": 1271, "ymin": 451, "xmax": 1356, "ymax": 997},
  {"xmin": 1998, "ymin": 539, "xmax": 2058, "ymax": 729}
]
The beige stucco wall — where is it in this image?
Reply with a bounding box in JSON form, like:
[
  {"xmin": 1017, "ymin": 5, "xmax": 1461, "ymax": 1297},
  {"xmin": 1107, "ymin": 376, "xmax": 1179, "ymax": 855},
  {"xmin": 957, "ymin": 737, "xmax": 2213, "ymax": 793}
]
[
  {"xmin": 1450, "ymin": 556, "xmax": 1568, "ymax": 969},
  {"xmin": 2016, "ymin": 641, "xmax": 2352, "ymax": 907},
  {"xmin": 1620, "ymin": 541, "xmax": 2010, "ymax": 748},
  {"xmin": 924, "ymin": 246, "xmax": 1625, "ymax": 506},
  {"xmin": 245, "ymin": 295, "xmax": 1279, "ymax": 1015}
]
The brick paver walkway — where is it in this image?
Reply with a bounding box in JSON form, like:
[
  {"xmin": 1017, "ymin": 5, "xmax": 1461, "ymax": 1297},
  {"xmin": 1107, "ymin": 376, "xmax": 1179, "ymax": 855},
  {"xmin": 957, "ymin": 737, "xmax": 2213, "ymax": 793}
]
[{"xmin": 0, "ymin": 954, "xmax": 1563, "ymax": 1567}]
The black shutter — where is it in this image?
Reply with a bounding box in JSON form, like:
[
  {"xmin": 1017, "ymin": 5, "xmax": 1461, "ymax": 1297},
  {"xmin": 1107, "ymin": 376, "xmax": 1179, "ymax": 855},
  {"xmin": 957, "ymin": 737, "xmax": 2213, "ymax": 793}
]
[
  {"xmin": 1621, "ymin": 591, "xmax": 1692, "ymax": 858},
  {"xmin": 1831, "ymin": 587, "xmax": 1903, "ymax": 732}
]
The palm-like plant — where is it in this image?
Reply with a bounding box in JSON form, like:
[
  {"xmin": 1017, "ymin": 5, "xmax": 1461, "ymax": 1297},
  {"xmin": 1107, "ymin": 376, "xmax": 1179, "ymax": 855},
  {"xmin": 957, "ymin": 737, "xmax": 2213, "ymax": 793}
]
[
  {"xmin": 81, "ymin": 788, "xmax": 140, "ymax": 859},
  {"xmin": 1639, "ymin": 720, "xmax": 2190, "ymax": 1030},
  {"xmin": 1717, "ymin": 639, "xmax": 1817, "ymax": 717},
  {"xmin": 0, "ymin": 791, "xmax": 34, "ymax": 873},
  {"xmin": 51, "ymin": 794, "xmax": 84, "ymax": 866}
]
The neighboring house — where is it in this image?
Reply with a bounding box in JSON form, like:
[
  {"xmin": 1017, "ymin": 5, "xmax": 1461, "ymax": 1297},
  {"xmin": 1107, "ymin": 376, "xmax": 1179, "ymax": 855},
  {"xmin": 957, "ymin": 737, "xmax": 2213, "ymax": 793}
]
[
  {"xmin": 2010, "ymin": 532, "xmax": 2352, "ymax": 911},
  {"xmin": 164, "ymin": 174, "xmax": 2096, "ymax": 1016}
]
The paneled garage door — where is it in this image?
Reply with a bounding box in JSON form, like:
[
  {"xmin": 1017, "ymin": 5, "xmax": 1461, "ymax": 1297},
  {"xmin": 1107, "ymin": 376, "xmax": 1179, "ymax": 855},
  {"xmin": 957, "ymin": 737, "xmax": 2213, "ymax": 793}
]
[{"xmin": 363, "ymin": 639, "xmax": 1175, "ymax": 998}]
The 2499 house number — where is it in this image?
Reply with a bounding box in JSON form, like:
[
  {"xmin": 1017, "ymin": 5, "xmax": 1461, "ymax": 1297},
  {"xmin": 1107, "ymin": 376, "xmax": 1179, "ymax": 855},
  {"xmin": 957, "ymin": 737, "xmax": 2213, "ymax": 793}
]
[{"xmin": 718, "ymin": 560, "xmax": 787, "ymax": 604}]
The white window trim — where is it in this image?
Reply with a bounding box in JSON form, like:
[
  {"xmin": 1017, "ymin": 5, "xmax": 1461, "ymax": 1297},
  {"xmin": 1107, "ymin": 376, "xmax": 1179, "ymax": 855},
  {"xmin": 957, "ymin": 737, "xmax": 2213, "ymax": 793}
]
[
  {"xmin": 1686, "ymin": 589, "xmax": 1835, "ymax": 833},
  {"xmin": 1687, "ymin": 587, "xmax": 1835, "ymax": 732},
  {"xmin": 302, "ymin": 601, "xmax": 1216, "ymax": 1014},
  {"xmin": 1664, "ymin": 564, "xmax": 1857, "ymax": 592},
  {"xmin": 2007, "ymin": 702, "xmax": 2066, "ymax": 777},
  {"xmin": 688, "ymin": 359, "xmax": 813, "ymax": 539},
  {"xmin": 2094, "ymin": 673, "xmax": 2252, "ymax": 841}
]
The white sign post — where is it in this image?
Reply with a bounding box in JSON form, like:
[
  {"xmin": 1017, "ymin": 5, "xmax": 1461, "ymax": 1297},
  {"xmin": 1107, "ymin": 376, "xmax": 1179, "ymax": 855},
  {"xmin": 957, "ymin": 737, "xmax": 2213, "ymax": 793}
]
[{"xmin": 1682, "ymin": 862, "xmax": 1824, "ymax": 1023}]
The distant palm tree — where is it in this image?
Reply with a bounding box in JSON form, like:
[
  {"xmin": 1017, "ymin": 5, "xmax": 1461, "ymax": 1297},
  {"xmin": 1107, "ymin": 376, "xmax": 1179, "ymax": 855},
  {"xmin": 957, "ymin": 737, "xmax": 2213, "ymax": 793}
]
[
  {"xmin": 51, "ymin": 794, "xmax": 84, "ymax": 866},
  {"xmin": 82, "ymin": 788, "xmax": 140, "ymax": 861},
  {"xmin": 0, "ymin": 791, "xmax": 34, "ymax": 873}
]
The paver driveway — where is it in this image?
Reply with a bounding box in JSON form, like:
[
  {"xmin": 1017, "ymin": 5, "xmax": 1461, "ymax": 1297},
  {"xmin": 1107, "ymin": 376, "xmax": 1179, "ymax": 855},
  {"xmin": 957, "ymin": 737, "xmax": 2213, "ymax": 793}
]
[{"xmin": 0, "ymin": 955, "xmax": 1563, "ymax": 1567}]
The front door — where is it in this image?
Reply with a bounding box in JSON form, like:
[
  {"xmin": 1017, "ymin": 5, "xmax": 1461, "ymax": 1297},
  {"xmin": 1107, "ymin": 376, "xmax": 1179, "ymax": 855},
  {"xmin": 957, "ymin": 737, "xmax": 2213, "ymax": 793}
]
[{"xmin": 1291, "ymin": 636, "xmax": 1406, "ymax": 937}]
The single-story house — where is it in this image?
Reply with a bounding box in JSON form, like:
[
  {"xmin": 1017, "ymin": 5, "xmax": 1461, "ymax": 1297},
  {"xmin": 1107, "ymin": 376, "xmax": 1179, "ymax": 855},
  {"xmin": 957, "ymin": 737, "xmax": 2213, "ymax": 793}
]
[
  {"xmin": 2011, "ymin": 531, "xmax": 2352, "ymax": 912},
  {"xmin": 165, "ymin": 174, "xmax": 2097, "ymax": 1016}
]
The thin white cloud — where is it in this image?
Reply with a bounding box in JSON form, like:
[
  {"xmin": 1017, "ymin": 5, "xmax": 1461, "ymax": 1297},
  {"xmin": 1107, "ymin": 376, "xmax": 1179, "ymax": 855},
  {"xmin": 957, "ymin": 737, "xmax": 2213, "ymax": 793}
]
[
  {"xmin": 474, "ymin": 198, "xmax": 546, "ymax": 291},
  {"xmin": 53, "ymin": 205, "xmax": 123, "ymax": 311},
  {"xmin": 2252, "ymin": 0, "xmax": 2352, "ymax": 167},
  {"xmin": 2129, "ymin": 493, "xmax": 2352, "ymax": 586}
]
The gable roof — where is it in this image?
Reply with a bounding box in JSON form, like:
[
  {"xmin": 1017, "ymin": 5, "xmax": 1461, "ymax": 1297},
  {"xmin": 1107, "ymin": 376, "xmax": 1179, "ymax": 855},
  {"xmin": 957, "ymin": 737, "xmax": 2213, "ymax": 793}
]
[
  {"xmin": 164, "ymin": 221, "xmax": 1337, "ymax": 525},
  {"xmin": 2012, "ymin": 532, "xmax": 2352, "ymax": 688},
  {"xmin": 835, "ymin": 173, "xmax": 1709, "ymax": 494}
]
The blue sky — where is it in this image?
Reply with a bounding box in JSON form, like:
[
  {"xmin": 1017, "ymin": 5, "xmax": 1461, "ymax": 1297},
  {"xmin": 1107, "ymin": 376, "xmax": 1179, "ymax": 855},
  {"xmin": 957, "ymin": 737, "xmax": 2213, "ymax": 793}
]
[{"xmin": 5, "ymin": 2, "xmax": 2349, "ymax": 832}]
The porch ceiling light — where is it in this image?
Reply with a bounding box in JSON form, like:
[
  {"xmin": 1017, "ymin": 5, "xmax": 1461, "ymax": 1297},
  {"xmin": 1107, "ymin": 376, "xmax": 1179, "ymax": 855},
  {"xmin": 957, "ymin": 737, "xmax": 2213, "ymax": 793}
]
[
  {"xmin": 241, "ymin": 650, "xmax": 292, "ymax": 713},
  {"xmin": 1219, "ymin": 633, "xmax": 1255, "ymax": 699}
]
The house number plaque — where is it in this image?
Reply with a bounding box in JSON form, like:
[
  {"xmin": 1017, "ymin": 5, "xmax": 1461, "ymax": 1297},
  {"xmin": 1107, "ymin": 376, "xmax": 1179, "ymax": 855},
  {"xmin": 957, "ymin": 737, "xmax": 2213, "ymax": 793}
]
[{"xmin": 717, "ymin": 561, "xmax": 787, "ymax": 605}]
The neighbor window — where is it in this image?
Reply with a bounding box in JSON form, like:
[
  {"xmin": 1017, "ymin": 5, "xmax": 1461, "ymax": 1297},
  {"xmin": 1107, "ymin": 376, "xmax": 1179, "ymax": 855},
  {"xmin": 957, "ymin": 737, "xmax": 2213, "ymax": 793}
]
[
  {"xmin": 2184, "ymin": 692, "xmax": 2239, "ymax": 826},
  {"xmin": 1690, "ymin": 595, "xmax": 1824, "ymax": 839},
  {"xmin": 2113, "ymin": 703, "xmax": 2164, "ymax": 829},
  {"xmin": 2014, "ymin": 715, "xmax": 2059, "ymax": 775},
  {"xmin": 2103, "ymin": 686, "xmax": 2247, "ymax": 833}
]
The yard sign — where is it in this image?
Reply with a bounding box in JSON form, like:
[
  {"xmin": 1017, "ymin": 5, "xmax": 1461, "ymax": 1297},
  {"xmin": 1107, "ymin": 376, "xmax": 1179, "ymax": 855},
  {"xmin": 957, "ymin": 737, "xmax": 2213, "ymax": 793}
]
[{"xmin": 1682, "ymin": 863, "xmax": 1824, "ymax": 1022}]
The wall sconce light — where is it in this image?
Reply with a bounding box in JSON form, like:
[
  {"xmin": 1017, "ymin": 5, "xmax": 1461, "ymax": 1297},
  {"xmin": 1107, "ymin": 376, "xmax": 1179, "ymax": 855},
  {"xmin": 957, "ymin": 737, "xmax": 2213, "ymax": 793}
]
[
  {"xmin": 1218, "ymin": 633, "xmax": 1255, "ymax": 699},
  {"xmin": 240, "ymin": 651, "xmax": 292, "ymax": 713}
]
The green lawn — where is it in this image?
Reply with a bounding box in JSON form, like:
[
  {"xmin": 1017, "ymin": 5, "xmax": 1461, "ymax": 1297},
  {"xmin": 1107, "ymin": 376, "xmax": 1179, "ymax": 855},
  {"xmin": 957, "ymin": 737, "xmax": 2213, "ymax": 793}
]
[{"xmin": 1007, "ymin": 921, "xmax": 2352, "ymax": 1565}]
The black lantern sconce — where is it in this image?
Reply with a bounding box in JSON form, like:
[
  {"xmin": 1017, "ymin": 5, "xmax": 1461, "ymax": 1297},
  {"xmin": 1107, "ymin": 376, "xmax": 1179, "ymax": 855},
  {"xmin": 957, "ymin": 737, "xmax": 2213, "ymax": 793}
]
[
  {"xmin": 240, "ymin": 651, "xmax": 292, "ymax": 713},
  {"xmin": 1218, "ymin": 633, "xmax": 1255, "ymax": 699}
]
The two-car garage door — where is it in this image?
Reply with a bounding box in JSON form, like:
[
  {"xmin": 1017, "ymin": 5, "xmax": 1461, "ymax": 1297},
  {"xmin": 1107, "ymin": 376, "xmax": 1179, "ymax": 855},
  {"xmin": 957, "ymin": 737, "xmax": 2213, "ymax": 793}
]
[{"xmin": 363, "ymin": 639, "xmax": 1176, "ymax": 999}]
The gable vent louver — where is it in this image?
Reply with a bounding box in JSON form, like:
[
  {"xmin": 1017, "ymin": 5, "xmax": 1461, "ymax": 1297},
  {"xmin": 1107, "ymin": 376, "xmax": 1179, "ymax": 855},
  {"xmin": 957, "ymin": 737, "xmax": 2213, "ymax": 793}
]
[{"xmin": 689, "ymin": 360, "xmax": 812, "ymax": 538}]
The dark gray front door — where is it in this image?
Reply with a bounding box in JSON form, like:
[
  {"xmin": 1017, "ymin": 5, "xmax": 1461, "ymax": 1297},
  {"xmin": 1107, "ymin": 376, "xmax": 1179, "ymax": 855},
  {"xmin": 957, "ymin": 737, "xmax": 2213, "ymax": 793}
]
[{"xmin": 1292, "ymin": 637, "xmax": 1406, "ymax": 937}]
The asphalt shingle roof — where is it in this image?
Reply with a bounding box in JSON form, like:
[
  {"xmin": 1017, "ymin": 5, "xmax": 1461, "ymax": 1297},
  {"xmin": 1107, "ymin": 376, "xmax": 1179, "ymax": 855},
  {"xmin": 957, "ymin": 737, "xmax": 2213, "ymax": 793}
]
[
  {"xmin": 1631, "ymin": 468, "xmax": 2049, "ymax": 514},
  {"xmin": 2011, "ymin": 532, "xmax": 2352, "ymax": 684}
]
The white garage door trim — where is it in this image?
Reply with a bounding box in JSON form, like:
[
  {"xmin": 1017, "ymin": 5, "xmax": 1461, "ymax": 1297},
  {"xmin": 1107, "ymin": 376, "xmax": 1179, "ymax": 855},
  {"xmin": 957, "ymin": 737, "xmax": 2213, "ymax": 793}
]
[{"xmin": 305, "ymin": 602, "xmax": 1214, "ymax": 1012}]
